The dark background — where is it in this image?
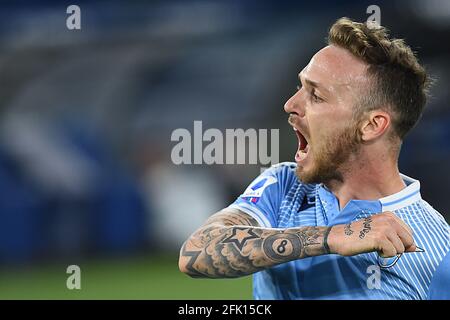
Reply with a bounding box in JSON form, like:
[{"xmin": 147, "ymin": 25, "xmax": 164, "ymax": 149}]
[{"xmin": 0, "ymin": 0, "xmax": 448, "ymax": 298}]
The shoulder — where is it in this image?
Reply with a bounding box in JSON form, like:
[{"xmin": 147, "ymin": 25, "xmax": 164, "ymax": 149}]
[
  {"xmin": 410, "ymin": 199, "xmax": 450, "ymax": 246},
  {"xmin": 419, "ymin": 200, "xmax": 450, "ymax": 231},
  {"xmin": 249, "ymin": 162, "xmax": 299, "ymax": 191},
  {"xmin": 395, "ymin": 198, "xmax": 449, "ymax": 241},
  {"xmin": 255, "ymin": 162, "xmax": 319, "ymax": 200},
  {"xmin": 396, "ymin": 199, "xmax": 449, "ymax": 283},
  {"xmin": 229, "ymin": 162, "xmax": 305, "ymax": 228}
]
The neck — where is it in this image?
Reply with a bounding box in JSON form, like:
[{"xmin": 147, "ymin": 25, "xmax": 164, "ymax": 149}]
[{"xmin": 324, "ymin": 150, "xmax": 406, "ymax": 210}]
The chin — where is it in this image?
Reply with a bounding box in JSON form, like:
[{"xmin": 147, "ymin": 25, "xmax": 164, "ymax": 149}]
[
  {"xmin": 295, "ymin": 162, "xmax": 339, "ymax": 185},
  {"xmin": 295, "ymin": 166, "xmax": 317, "ymax": 184}
]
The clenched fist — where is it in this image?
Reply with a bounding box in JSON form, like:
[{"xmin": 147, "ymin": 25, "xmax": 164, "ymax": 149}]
[{"xmin": 328, "ymin": 212, "xmax": 417, "ymax": 258}]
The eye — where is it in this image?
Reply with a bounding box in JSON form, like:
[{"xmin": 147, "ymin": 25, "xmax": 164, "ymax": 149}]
[{"xmin": 311, "ymin": 90, "xmax": 324, "ymax": 103}]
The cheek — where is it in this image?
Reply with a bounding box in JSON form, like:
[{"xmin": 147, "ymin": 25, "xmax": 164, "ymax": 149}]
[
  {"xmin": 317, "ymin": 104, "xmax": 352, "ymax": 123},
  {"xmin": 309, "ymin": 112, "xmax": 335, "ymax": 136},
  {"xmin": 310, "ymin": 117, "xmax": 350, "ymax": 152},
  {"xmin": 309, "ymin": 112, "xmax": 350, "ymax": 146}
]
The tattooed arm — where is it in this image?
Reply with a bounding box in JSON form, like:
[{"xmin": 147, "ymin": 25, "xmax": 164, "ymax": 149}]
[
  {"xmin": 179, "ymin": 210, "xmax": 417, "ymax": 278},
  {"xmin": 178, "ymin": 208, "xmax": 331, "ymax": 278}
]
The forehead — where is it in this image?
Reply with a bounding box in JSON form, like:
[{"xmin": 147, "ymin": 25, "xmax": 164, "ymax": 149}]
[{"xmin": 300, "ymin": 45, "xmax": 369, "ymax": 90}]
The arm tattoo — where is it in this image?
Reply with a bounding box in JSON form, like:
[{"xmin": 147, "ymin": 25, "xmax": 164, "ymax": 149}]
[
  {"xmin": 179, "ymin": 210, "xmax": 332, "ymax": 278},
  {"xmin": 359, "ymin": 217, "xmax": 372, "ymax": 239},
  {"xmin": 344, "ymin": 223, "xmax": 354, "ymax": 236},
  {"xmin": 180, "ymin": 242, "xmax": 205, "ymax": 278}
]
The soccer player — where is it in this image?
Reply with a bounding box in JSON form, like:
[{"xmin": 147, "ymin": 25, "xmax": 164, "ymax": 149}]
[{"xmin": 178, "ymin": 18, "xmax": 450, "ymax": 299}]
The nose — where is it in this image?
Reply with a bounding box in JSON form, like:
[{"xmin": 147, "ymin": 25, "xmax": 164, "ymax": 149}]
[{"xmin": 284, "ymin": 90, "xmax": 305, "ymax": 117}]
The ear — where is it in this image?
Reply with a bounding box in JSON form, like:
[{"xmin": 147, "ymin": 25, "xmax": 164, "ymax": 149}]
[{"xmin": 359, "ymin": 111, "xmax": 391, "ymax": 142}]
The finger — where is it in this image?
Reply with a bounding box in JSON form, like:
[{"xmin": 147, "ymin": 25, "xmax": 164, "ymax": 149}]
[
  {"xmin": 386, "ymin": 212, "xmax": 414, "ymax": 237},
  {"xmin": 383, "ymin": 212, "xmax": 415, "ymax": 248},
  {"xmin": 378, "ymin": 237, "xmax": 398, "ymax": 258},
  {"xmin": 391, "ymin": 221, "xmax": 415, "ymax": 250},
  {"xmin": 399, "ymin": 231, "xmax": 416, "ymax": 252},
  {"xmin": 405, "ymin": 242, "xmax": 418, "ymax": 253},
  {"xmin": 386, "ymin": 215, "xmax": 416, "ymax": 251},
  {"xmin": 385, "ymin": 231, "xmax": 405, "ymax": 255}
]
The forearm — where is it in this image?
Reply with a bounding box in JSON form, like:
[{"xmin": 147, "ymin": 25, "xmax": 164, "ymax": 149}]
[{"xmin": 179, "ymin": 224, "xmax": 332, "ymax": 278}]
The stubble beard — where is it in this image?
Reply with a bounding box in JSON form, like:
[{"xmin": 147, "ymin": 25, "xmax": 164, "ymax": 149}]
[{"xmin": 296, "ymin": 123, "xmax": 361, "ymax": 185}]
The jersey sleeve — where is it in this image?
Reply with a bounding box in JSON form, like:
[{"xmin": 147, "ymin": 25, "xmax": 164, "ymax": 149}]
[
  {"xmin": 227, "ymin": 162, "xmax": 297, "ymax": 228},
  {"xmin": 428, "ymin": 249, "xmax": 450, "ymax": 300}
]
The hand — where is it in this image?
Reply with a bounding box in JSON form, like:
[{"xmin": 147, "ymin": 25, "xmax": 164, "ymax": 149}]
[{"xmin": 327, "ymin": 212, "xmax": 417, "ymax": 258}]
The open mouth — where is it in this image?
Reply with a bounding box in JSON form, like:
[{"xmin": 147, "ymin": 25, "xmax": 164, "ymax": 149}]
[{"xmin": 293, "ymin": 127, "xmax": 309, "ymax": 162}]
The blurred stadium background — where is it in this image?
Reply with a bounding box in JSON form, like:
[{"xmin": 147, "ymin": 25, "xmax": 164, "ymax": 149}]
[{"xmin": 0, "ymin": 0, "xmax": 449, "ymax": 299}]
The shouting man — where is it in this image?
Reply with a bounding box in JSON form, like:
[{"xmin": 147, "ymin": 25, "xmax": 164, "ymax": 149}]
[{"xmin": 179, "ymin": 18, "xmax": 450, "ymax": 300}]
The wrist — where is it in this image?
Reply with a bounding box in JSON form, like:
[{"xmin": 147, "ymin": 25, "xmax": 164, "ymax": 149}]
[{"xmin": 324, "ymin": 225, "xmax": 340, "ymax": 254}]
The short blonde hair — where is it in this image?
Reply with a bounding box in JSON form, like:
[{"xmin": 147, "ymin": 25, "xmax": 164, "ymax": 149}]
[{"xmin": 328, "ymin": 17, "xmax": 430, "ymax": 139}]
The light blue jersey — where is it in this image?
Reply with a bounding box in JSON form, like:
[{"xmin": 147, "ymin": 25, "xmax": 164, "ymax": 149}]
[
  {"xmin": 229, "ymin": 162, "xmax": 450, "ymax": 300},
  {"xmin": 428, "ymin": 251, "xmax": 450, "ymax": 299}
]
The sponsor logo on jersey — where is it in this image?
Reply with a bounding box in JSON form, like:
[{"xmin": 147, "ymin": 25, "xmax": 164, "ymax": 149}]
[{"xmin": 241, "ymin": 176, "xmax": 277, "ymax": 203}]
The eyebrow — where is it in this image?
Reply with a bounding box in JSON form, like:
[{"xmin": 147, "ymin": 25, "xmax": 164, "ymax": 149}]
[{"xmin": 298, "ymin": 73, "xmax": 329, "ymax": 94}]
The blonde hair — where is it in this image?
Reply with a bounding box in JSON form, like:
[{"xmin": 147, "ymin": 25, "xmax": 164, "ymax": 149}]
[{"xmin": 328, "ymin": 17, "xmax": 430, "ymax": 139}]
